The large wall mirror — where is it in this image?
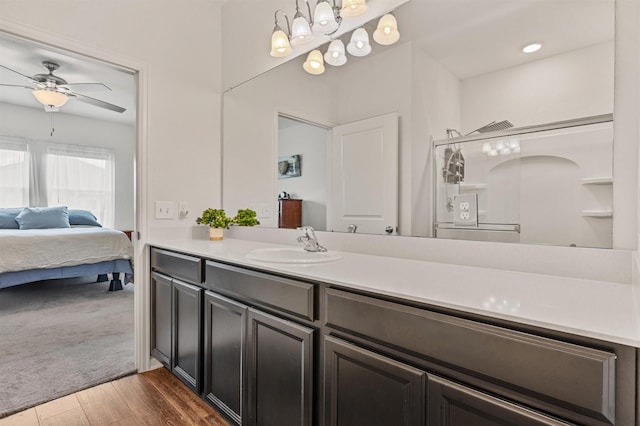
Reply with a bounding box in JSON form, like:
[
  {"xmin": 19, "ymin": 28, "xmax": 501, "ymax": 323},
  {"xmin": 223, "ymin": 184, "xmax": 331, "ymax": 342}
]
[{"xmin": 223, "ymin": 0, "xmax": 614, "ymax": 248}]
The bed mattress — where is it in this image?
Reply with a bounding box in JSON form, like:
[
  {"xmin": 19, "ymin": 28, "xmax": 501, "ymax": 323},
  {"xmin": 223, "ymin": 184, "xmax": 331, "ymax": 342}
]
[{"xmin": 0, "ymin": 227, "xmax": 133, "ymax": 274}]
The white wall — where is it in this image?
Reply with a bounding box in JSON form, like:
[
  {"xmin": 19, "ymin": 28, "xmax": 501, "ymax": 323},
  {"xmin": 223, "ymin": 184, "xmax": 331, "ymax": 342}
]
[
  {"xmin": 278, "ymin": 118, "xmax": 328, "ymax": 231},
  {"xmin": 0, "ymin": 0, "xmax": 223, "ymax": 239},
  {"xmin": 461, "ymin": 42, "xmax": 614, "ymax": 131},
  {"xmin": 411, "ymin": 45, "xmax": 462, "ymax": 237},
  {"xmin": 0, "ymin": 102, "xmax": 135, "ymax": 230},
  {"xmin": 222, "ymin": 57, "xmax": 338, "ymax": 228}
]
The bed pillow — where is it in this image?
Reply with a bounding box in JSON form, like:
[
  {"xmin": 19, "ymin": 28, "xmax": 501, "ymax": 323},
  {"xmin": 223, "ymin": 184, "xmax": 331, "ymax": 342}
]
[
  {"xmin": 68, "ymin": 209, "xmax": 102, "ymax": 227},
  {"xmin": 15, "ymin": 206, "xmax": 71, "ymax": 229},
  {"xmin": 0, "ymin": 208, "xmax": 23, "ymax": 229}
]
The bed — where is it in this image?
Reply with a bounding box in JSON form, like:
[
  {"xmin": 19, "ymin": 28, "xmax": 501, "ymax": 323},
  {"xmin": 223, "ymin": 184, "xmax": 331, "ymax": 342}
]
[{"xmin": 0, "ymin": 207, "xmax": 133, "ymax": 291}]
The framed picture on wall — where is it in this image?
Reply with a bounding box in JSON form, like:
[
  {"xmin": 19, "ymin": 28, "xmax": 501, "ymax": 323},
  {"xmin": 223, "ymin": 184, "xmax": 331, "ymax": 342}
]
[{"xmin": 278, "ymin": 154, "xmax": 302, "ymax": 179}]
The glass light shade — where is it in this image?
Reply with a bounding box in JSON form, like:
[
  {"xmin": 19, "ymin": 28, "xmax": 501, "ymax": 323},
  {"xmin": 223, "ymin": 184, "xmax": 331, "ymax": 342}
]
[
  {"xmin": 312, "ymin": 1, "xmax": 339, "ymax": 34},
  {"xmin": 303, "ymin": 49, "xmax": 326, "ymax": 75},
  {"xmin": 324, "ymin": 40, "xmax": 347, "ymax": 66},
  {"xmin": 341, "ymin": 0, "xmax": 367, "ymax": 17},
  {"xmin": 373, "ymin": 14, "xmax": 400, "ymax": 45},
  {"xmin": 32, "ymin": 89, "xmax": 68, "ymax": 107},
  {"xmin": 290, "ymin": 15, "xmax": 313, "ymax": 46},
  {"xmin": 347, "ymin": 28, "xmax": 371, "ymax": 57},
  {"xmin": 270, "ymin": 29, "xmax": 292, "ymax": 57}
]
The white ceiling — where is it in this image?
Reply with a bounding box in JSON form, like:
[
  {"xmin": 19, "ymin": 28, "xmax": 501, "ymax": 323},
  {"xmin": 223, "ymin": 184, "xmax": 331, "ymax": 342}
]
[
  {"xmin": 0, "ymin": 33, "xmax": 136, "ymax": 125},
  {"xmin": 0, "ymin": 0, "xmax": 613, "ymax": 126},
  {"xmin": 404, "ymin": 0, "xmax": 614, "ymax": 80}
]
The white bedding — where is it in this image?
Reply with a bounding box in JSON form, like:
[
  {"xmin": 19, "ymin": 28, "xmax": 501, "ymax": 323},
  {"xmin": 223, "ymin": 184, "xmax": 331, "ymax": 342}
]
[{"xmin": 0, "ymin": 227, "xmax": 133, "ymax": 274}]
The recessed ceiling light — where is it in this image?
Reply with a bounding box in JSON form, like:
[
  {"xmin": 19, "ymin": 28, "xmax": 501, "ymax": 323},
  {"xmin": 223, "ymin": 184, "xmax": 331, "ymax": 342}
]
[{"xmin": 522, "ymin": 43, "xmax": 542, "ymax": 53}]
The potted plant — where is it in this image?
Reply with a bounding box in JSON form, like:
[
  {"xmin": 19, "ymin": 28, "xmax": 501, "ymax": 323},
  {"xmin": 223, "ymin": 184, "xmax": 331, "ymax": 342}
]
[
  {"xmin": 196, "ymin": 208, "xmax": 233, "ymax": 241},
  {"xmin": 233, "ymin": 208, "xmax": 260, "ymax": 227}
]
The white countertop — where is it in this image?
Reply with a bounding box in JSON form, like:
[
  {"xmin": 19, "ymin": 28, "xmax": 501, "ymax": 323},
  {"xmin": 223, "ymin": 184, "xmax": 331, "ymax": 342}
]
[{"xmin": 149, "ymin": 238, "xmax": 640, "ymax": 348}]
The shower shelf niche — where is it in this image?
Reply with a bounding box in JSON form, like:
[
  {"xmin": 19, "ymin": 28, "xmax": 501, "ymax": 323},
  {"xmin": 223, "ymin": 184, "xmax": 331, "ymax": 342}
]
[
  {"xmin": 458, "ymin": 183, "xmax": 487, "ymax": 190},
  {"xmin": 581, "ymin": 210, "xmax": 613, "ymax": 218},
  {"xmin": 581, "ymin": 177, "xmax": 613, "ymax": 185}
]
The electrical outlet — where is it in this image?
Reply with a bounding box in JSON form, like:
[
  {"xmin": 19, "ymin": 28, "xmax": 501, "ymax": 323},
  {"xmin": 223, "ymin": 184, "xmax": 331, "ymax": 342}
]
[
  {"xmin": 155, "ymin": 201, "xmax": 174, "ymax": 219},
  {"xmin": 258, "ymin": 203, "xmax": 271, "ymax": 218},
  {"xmin": 453, "ymin": 193, "xmax": 478, "ymax": 227},
  {"xmin": 178, "ymin": 202, "xmax": 189, "ymax": 218}
]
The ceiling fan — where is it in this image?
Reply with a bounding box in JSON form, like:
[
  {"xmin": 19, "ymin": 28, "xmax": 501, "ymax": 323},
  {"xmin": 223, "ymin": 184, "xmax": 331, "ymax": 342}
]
[{"xmin": 0, "ymin": 60, "xmax": 126, "ymax": 113}]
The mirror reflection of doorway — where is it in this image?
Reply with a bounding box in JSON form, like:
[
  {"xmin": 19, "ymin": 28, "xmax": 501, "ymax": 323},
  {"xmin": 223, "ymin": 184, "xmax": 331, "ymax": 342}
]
[{"xmin": 277, "ymin": 115, "xmax": 329, "ymax": 231}]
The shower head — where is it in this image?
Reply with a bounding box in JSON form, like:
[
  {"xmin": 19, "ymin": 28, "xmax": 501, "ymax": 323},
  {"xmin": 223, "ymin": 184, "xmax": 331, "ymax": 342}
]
[{"xmin": 466, "ymin": 120, "xmax": 514, "ymax": 135}]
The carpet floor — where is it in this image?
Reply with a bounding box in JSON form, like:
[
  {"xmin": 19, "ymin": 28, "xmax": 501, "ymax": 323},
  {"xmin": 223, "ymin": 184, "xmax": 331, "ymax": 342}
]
[{"xmin": 0, "ymin": 277, "xmax": 135, "ymax": 418}]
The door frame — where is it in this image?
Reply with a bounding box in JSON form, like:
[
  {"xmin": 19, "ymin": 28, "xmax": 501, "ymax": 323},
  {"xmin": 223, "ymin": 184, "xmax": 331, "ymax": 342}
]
[{"xmin": 0, "ymin": 18, "xmax": 152, "ymax": 371}]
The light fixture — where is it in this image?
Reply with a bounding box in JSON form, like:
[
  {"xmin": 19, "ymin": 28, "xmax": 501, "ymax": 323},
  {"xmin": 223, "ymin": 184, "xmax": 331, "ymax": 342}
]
[
  {"xmin": 373, "ymin": 14, "xmax": 400, "ymax": 45},
  {"xmin": 270, "ymin": 10, "xmax": 292, "ymax": 57},
  {"xmin": 324, "ymin": 40, "xmax": 347, "ymax": 66},
  {"xmin": 303, "ymin": 49, "xmax": 326, "ymax": 75},
  {"xmin": 312, "ymin": 0, "xmax": 339, "ymax": 34},
  {"xmin": 522, "ymin": 43, "xmax": 542, "ymax": 53},
  {"xmin": 290, "ymin": 0, "xmax": 314, "ymax": 47},
  {"xmin": 483, "ymin": 138, "xmax": 520, "ymax": 156},
  {"xmin": 341, "ymin": 0, "xmax": 368, "ymax": 18},
  {"xmin": 347, "ymin": 27, "xmax": 372, "ymax": 57},
  {"xmin": 32, "ymin": 89, "xmax": 68, "ymax": 108}
]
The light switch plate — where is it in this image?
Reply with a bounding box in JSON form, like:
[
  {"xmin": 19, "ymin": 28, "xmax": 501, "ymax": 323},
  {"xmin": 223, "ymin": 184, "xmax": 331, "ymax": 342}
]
[
  {"xmin": 155, "ymin": 201, "xmax": 174, "ymax": 219},
  {"xmin": 453, "ymin": 193, "xmax": 478, "ymax": 227}
]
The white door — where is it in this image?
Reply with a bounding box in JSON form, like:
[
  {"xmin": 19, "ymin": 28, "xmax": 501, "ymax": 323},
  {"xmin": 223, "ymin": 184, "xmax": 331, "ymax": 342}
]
[{"xmin": 327, "ymin": 112, "xmax": 398, "ymax": 234}]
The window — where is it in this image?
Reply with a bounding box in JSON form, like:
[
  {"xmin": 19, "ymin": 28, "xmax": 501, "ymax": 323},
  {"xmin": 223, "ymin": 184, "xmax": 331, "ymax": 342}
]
[
  {"xmin": 0, "ymin": 138, "xmax": 115, "ymax": 228},
  {"xmin": 47, "ymin": 144, "xmax": 115, "ymax": 227},
  {"xmin": 0, "ymin": 139, "xmax": 30, "ymax": 207}
]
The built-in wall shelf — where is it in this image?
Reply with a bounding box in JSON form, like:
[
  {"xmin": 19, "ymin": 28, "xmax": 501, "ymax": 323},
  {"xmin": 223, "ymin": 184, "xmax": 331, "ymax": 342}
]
[
  {"xmin": 581, "ymin": 177, "xmax": 613, "ymax": 185},
  {"xmin": 581, "ymin": 210, "xmax": 613, "ymax": 218},
  {"xmin": 459, "ymin": 183, "xmax": 487, "ymax": 190}
]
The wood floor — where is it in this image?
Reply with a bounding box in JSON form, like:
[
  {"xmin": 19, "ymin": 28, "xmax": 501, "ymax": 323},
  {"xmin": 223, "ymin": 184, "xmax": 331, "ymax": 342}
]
[{"xmin": 0, "ymin": 368, "xmax": 229, "ymax": 426}]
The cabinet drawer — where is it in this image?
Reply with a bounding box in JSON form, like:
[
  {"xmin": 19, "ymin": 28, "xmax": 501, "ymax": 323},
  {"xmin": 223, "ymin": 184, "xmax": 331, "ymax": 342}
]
[
  {"xmin": 150, "ymin": 247, "xmax": 203, "ymax": 284},
  {"xmin": 325, "ymin": 288, "xmax": 616, "ymax": 424},
  {"xmin": 205, "ymin": 261, "xmax": 314, "ymax": 321}
]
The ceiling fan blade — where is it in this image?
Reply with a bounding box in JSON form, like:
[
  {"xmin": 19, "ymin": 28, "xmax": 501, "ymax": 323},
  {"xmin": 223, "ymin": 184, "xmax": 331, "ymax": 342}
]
[
  {"xmin": 0, "ymin": 83, "xmax": 33, "ymax": 89},
  {"xmin": 70, "ymin": 91, "xmax": 126, "ymax": 113},
  {"xmin": 61, "ymin": 82, "xmax": 112, "ymax": 92},
  {"xmin": 0, "ymin": 64, "xmax": 40, "ymax": 85}
]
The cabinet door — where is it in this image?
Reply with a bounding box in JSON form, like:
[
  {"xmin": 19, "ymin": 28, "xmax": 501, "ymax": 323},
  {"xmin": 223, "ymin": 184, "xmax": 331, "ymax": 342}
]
[
  {"xmin": 204, "ymin": 291, "xmax": 247, "ymax": 426},
  {"xmin": 150, "ymin": 271, "xmax": 172, "ymax": 367},
  {"xmin": 172, "ymin": 279, "xmax": 203, "ymax": 393},
  {"xmin": 324, "ymin": 335, "xmax": 426, "ymax": 426},
  {"xmin": 427, "ymin": 376, "xmax": 573, "ymax": 426},
  {"xmin": 246, "ymin": 308, "xmax": 314, "ymax": 426}
]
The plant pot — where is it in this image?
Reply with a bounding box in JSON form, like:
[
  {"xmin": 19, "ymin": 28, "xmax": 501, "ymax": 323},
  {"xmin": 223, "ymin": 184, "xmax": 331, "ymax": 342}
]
[{"xmin": 209, "ymin": 227, "xmax": 224, "ymax": 241}]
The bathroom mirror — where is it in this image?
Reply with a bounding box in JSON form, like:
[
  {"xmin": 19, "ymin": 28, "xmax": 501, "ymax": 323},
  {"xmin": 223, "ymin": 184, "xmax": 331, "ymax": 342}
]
[{"xmin": 222, "ymin": 0, "xmax": 615, "ymax": 247}]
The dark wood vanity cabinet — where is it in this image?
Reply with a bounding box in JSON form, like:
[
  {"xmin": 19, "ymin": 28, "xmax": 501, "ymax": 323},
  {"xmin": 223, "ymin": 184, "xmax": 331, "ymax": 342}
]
[
  {"xmin": 324, "ymin": 335, "xmax": 426, "ymax": 426},
  {"xmin": 150, "ymin": 248, "xmax": 204, "ymax": 394},
  {"xmin": 204, "ymin": 260, "xmax": 316, "ymax": 426},
  {"xmin": 427, "ymin": 376, "xmax": 572, "ymax": 426},
  {"xmin": 203, "ymin": 291, "xmax": 246, "ymax": 425},
  {"xmin": 278, "ymin": 199, "xmax": 302, "ymax": 229},
  {"xmin": 149, "ymin": 246, "xmax": 637, "ymax": 426},
  {"xmin": 246, "ymin": 308, "xmax": 314, "ymax": 426}
]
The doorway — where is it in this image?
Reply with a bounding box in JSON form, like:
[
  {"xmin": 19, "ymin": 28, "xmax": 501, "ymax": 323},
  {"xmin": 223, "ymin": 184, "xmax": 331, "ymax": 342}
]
[{"xmin": 0, "ymin": 26, "xmax": 144, "ymax": 416}]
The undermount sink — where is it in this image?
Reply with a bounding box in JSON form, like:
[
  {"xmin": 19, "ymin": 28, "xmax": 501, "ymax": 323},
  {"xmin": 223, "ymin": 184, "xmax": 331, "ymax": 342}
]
[{"xmin": 246, "ymin": 247, "xmax": 342, "ymax": 264}]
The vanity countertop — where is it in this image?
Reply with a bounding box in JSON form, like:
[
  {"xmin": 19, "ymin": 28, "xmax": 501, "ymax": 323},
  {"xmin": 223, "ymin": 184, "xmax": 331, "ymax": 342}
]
[{"xmin": 148, "ymin": 238, "xmax": 640, "ymax": 348}]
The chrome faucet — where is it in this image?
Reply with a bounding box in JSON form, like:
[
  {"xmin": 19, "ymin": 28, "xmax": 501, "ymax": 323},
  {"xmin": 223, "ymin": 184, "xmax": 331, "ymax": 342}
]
[{"xmin": 297, "ymin": 226, "xmax": 327, "ymax": 252}]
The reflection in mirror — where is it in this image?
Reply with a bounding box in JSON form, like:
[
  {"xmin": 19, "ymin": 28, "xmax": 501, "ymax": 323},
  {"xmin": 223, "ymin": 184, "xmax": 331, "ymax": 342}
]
[
  {"xmin": 222, "ymin": 0, "xmax": 614, "ymax": 247},
  {"xmin": 277, "ymin": 116, "xmax": 328, "ymax": 231},
  {"xmin": 434, "ymin": 116, "xmax": 613, "ymax": 248}
]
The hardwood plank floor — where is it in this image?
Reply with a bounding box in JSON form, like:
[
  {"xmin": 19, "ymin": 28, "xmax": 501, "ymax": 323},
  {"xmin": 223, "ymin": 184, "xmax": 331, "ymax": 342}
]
[{"xmin": 0, "ymin": 368, "xmax": 229, "ymax": 426}]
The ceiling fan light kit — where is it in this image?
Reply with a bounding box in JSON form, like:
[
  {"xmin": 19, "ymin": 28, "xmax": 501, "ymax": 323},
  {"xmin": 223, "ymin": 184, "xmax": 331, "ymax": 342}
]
[
  {"xmin": 0, "ymin": 61, "xmax": 126, "ymax": 113},
  {"xmin": 268, "ymin": 1, "xmax": 399, "ymax": 76},
  {"xmin": 32, "ymin": 89, "xmax": 68, "ymax": 107}
]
